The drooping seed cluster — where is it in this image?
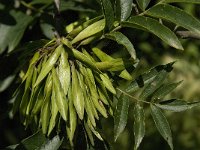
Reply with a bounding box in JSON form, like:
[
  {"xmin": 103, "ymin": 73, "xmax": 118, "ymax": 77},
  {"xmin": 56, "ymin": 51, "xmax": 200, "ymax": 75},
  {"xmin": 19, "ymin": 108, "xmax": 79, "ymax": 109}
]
[{"xmin": 13, "ymin": 17, "xmax": 134, "ymax": 146}]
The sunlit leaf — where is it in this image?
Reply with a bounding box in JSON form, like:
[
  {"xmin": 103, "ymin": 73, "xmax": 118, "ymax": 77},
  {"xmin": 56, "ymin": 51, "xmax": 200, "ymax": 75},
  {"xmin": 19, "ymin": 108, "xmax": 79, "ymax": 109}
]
[
  {"xmin": 34, "ymin": 45, "xmax": 63, "ymax": 87},
  {"xmin": 92, "ymin": 47, "xmax": 113, "ymax": 61},
  {"xmin": 48, "ymin": 85, "xmax": 59, "ymax": 136},
  {"xmin": 116, "ymin": 0, "xmax": 133, "ymax": 21},
  {"xmin": 58, "ymin": 49, "xmax": 71, "ymax": 95},
  {"xmin": 52, "ymin": 67, "xmax": 68, "ymax": 121},
  {"xmin": 71, "ymin": 63, "xmax": 85, "ymax": 120},
  {"xmin": 72, "ymin": 19, "xmax": 105, "ymax": 44},
  {"xmin": 145, "ymin": 4, "xmax": 200, "ymax": 35},
  {"xmin": 41, "ymin": 74, "xmax": 52, "ymax": 134},
  {"xmin": 67, "ymin": 16, "xmax": 103, "ymax": 39},
  {"xmin": 100, "ymin": 73, "xmax": 116, "ymax": 94},
  {"xmin": 122, "ymin": 16, "xmax": 183, "ymax": 50}
]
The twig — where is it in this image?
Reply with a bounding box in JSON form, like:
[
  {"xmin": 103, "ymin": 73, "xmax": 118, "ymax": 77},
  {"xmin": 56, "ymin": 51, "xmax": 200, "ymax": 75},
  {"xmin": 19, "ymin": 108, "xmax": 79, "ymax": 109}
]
[
  {"xmin": 54, "ymin": 0, "xmax": 62, "ymax": 38},
  {"xmin": 116, "ymin": 88, "xmax": 151, "ymax": 104},
  {"xmin": 176, "ymin": 31, "xmax": 200, "ymax": 40},
  {"xmin": 132, "ymin": 3, "xmax": 139, "ymax": 15},
  {"xmin": 21, "ymin": 1, "xmax": 41, "ymax": 12}
]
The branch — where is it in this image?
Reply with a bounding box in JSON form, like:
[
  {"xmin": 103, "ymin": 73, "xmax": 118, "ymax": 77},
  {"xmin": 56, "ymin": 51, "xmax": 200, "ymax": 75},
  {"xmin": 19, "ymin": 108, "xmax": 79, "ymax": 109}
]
[
  {"xmin": 53, "ymin": 0, "xmax": 62, "ymax": 38},
  {"xmin": 176, "ymin": 31, "xmax": 200, "ymax": 40},
  {"xmin": 116, "ymin": 88, "xmax": 151, "ymax": 105}
]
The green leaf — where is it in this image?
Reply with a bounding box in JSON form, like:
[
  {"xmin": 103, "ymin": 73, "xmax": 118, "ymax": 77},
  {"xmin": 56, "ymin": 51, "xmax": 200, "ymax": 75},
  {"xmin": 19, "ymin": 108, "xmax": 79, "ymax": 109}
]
[
  {"xmin": 122, "ymin": 16, "xmax": 183, "ymax": 50},
  {"xmin": 87, "ymin": 119, "xmax": 103, "ymax": 141},
  {"xmin": 30, "ymin": 0, "xmax": 53, "ymax": 5},
  {"xmin": 95, "ymin": 58, "xmax": 132, "ymax": 71},
  {"xmin": 40, "ymin": 15, "xmax": 55, "ymax": 39},
  {"xmin": 155, "ymin": 99, "xmax": 200, "ymax": 112},
  {"xmin": 13, "ymin": 39, "xmax": 48, "ymax": 57},
  {"xmin": 41, "ymin": 74, "xmax": 52, "ymax": 134},
  {"xmin": 125, "ymin": 62, "xmax": 174, "ymax": 93},
  {"xmin": 67, "ymin": 48, "xmax": 98, "ymax": 71},
  {"xmin": 48, "ymin": 85, "xmax": 59, "ymax": 136},
  {"xmin": 81, "ymin": 67, "xmax": 107, "ymax": 118},
  {"xmin": 145, "ymin": 4, "xmax": 200, "ymax": 35},
  {"xmin": 72, "ymin": 19, "xmax": 105, "ymax": 44},
  {"xmin": 0, "ymin": 10, "xmax": 33, "ymax": 53},
  {"xmin": 136, "ymin": 0, "xmax": 151, "ymax": 11},
  {"xmin": 71, "ymin": 63, "xmax": 85, "ymax": 120},
  {"xmin": 20, "ymin": 65, "xmax": 34, "ymax": 116},
  {"xmin": 67, "ymin": 16, "xmax": 103, "ymax": 39},
  {"xmin": 92, "ymin": 47, "xmax": 113, "ymax": 61},
  {"xmin": 26, "ymin": 76, "xmax": 41, "ymax": 116},
  {"xmin": 116, "ymin": 0, "xmax": 133, "ymax": 21},
  {"xmin": 152, "ymin": 81, "xmax": 182, "ymax": 100},
  {"xmin": 162, "ymin": 0, "xmax": 200, "ymax": 4},
  {"xmin": 134, "ymin": 103, "xmax": 145, "ymax": 150},
  {"xmin": 15, "ymin": 131, "xmax": 47, "ymax": 150},
  {"xmin": 0, "ymin": 75, "xmax": 15, "ymax": 92},
  {"xmin": 100, "ymin": 73, "xmax": 116, "ymax": 94},
  {"xmin": 58, "ymin": 49, "xmax": 71, "ymax": 95},
  {"xmin": 105, "ymin": 32, "xmax": 136, "ymax": 59},
  {"xmin": 140, "ymin": 70, "xmax": 168, "ymax": 100},
  {"xmin": 52, "ymin": 67, "xmax": 68, "ymax": 121},
  {"xmin": 41, "ymin": 100, "xmax": 51, "ymax": 134},
  {"xmin": 31, "ymin": 84, "xmax": 45, "ymax": 115},
  {"xmin": 5, "ymin": 144, "xmax": 18, "ymax": 150},
  {"xmin": 40, "ymin": 135, "xmax": 63, "ymax": 150},
  {"xmin": 150, "ymin": 104, "xmax": 173, "ymax": 150},
  {"xmin": 67, "ymin": 85, "xmax": 77, "ymax": 145},
  {"xmin": 114, "ymin": 94, "xmax": 130, "ymax": 141},
  {"xmin": 100, "ymin": 0, "xmax": 114, "ymax": 31},
  {"xmin": 60, "ymin": 0, "xmax": 96, "ymax": 12},
  {"xmin": 12, "ymin": 86, "xmax": 24, "ymax": 116},
  {"xmin": 84, "ymin": 121, "xmax": 95, "ymax": 146},
  {"xmin": 119, "ymin": 69, "xmax": 133, "ymax": 80},
  {"xmin": 34, "ymin": 45, "xmax": 63, "ymax": 87}
]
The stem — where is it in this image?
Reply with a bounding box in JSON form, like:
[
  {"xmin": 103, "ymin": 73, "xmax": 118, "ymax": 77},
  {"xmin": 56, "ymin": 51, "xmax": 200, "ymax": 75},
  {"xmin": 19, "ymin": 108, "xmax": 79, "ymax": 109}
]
[
  {"xmin": 20, "ymin": 1, "xmax": 53, "ymax": 16},
  {"xmin": 20, "ymin": 1, "xmax": 40, "ymax": 12},
  {"xmin": 132, "ymin": 3, "xmax": 139, "ymax": 15},
  {"xmin": 111, "ymin": 25, "xmax": 122, "ymax": 32},
  {"xmin": 116, "ymin": 88, "xmax": 151, "ymax": 105},
  {"xmin": 138, "ymin": 1, "xmax": 164, "ymax": 16},
  {"xmin": 54, "ymin": 0, "xmax": 62, "ymax": 38},
  {"xmin": 176, "ymin": 31, "xmax": 200, "ymax": 40}
]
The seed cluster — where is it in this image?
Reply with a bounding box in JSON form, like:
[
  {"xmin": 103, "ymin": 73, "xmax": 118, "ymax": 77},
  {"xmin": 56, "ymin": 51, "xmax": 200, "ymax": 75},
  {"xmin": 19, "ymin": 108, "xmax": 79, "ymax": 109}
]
[{"xmin": 13, "ymin": 17, "xmax": 134, "ymax": 146}]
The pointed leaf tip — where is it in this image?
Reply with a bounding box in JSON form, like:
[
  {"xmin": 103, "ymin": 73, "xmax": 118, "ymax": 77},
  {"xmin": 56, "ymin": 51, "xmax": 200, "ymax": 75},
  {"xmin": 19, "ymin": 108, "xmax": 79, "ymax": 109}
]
[
  {"xmin": 134, "ymin": 103, "xmax": 145, "ymax": 149},
  {"xmin": 114, "ymin": 94, "xmax": 130, "ymax": 141},
  {"xmin": 151, "ymin": 104, "xmax": 173, "ymax": 150}
]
